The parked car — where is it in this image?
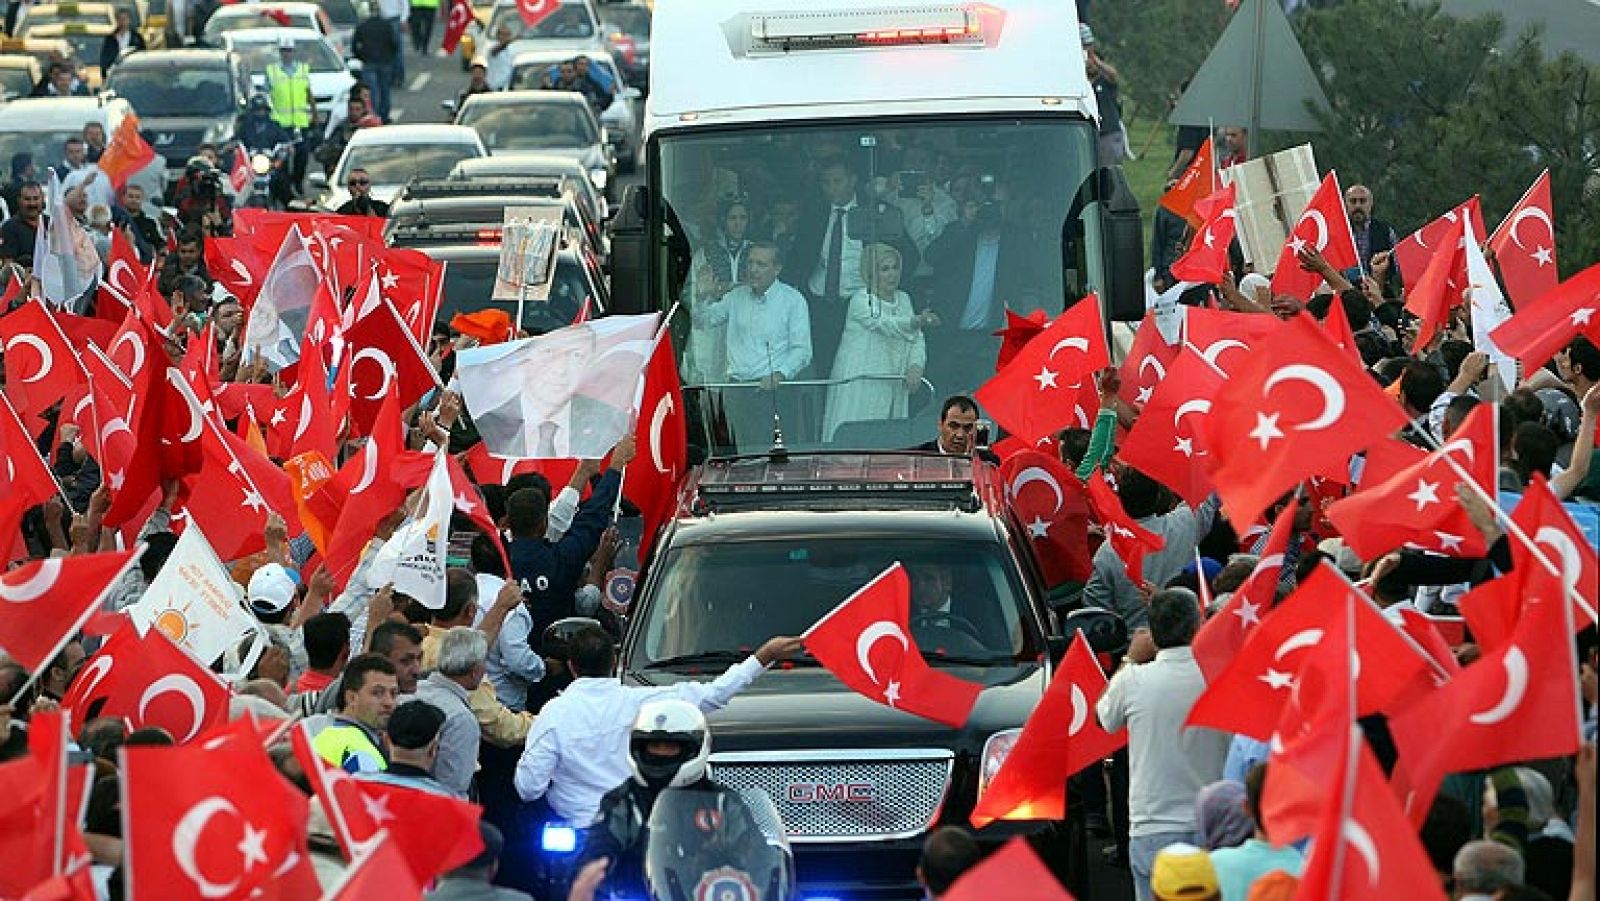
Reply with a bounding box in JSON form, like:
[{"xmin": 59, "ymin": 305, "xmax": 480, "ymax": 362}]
[
  {"xmin": 451, "ymin": 90, "xmax": 614, "ymax": 200},
  {"xmin": 448, "ymin": 151, "xmax": 607, "ymax": 225},
  {"xmin": 506, "ymin": 47, "xmax": 639, "ymax": 171},
  {"xmin": 317, "ymin": 123, "xmax": 486, "ymax": 210},
  {"xmin": 102, "ymin": 48, "xmax": 249, "ymax": 180}
]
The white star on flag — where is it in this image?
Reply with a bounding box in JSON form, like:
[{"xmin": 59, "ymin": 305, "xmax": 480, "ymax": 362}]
[
  {"xmin": 884, "ymin": 680, "xmax": 901, "ymax": 707},
  {"xmin": 270, "ymin": 408, "xmax": 287, "ymax": 427},
  {"xmin": 1033, "ymin": 366, "xmax": 1059, "ymax": 390},
  {"xmin": 241, "ymin": 488, "xmax": 267, "ymax": 514},
  {"xmin": 1259, "ymin": 668, "xmax": 1295, "ymax": 691},
  {"xmin": 1174, "ymin": 436, "xmax": 1194, "ymax": 457},
  {"xmin": 1532, "ymin": 246, "xmax": 1553, "ymax": 267},
  {"xmin": 1026, "ymin": 517, "xmax": 1050, "ymax": 538},
  {"xmin": 362, "ymin": 792, "xmax": 394, "ymax": 823},
  {"xmin": 1249, "ymin": 411, "xmax": 1284, "ymax": 450},
  {"xmin": 1287, "ymin": 236, "xmax": 1307, "ymax": 256},
  {"xmin": 1135, "ymin": 385, "xmax": 1154, "ymax": 406},
  {"xmin": 1406, "ymin": 478, "xmax": 1441, "ymax": 511},
  {"xmin": 1572, "ymin": 308, "xmax": 1595, "ymax": 327},
  {"xmin": 1434, "ymin": 531, "xmax": 1465, "ymax": 552},
  {"xmin": 109, "ymin": 469, "xmax": 125, "ymax": 491},
  {"xmin": 237, "ymin": 822, "xmax": 269, "ymax": 871},
  {"xmin": 453, "ymin": 491, "xmax": 479, "ymax": 514},
  {"xmin": 1232, "ymin": 597, "xmax": 1262, "ymax": 629},
  {"xmin": 381, "ymin": 268, "xmax": 399, "ymax": 291}
]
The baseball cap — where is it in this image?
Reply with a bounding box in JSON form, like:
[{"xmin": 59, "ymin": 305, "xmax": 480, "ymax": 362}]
[
  {"xmin": 387, "ymin": 700, "xmax": 446, "ymax": 750},
  {"xmin": 1150, "ymin": 843, "xmax": 1220, "ymax": 899},
  {"xmin": 248, "ymin": 563, "xmax": 298, "ymax": 616}
]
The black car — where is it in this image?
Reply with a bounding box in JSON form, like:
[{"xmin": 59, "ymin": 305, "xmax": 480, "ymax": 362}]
[
  {"xmin": 621, "ymin": 452, "xmax": 1065, "ymax": 899},
  {"xmin": 386, "ymin": 177, "xmax": 607, "ymax": 262},
  {"xmin": 103, "ymin": 48, "xmax": 249, "ymax": 184}
]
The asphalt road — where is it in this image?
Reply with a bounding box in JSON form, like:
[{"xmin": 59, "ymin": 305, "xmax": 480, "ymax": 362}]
[
  {"xmin": 386, "ymin": 42, "xmax": 471, "ymax": 126},
  {"xmin": 1440, "ymin": 0, "xmax": 1600, "ymax": 64}
]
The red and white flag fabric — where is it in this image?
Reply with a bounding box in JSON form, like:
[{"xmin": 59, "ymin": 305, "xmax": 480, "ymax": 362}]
[
  {"xmin": 975, "ymin": 297, "xmax": 1109, "ymax": 444},
  {"xmin": 1325, "ymin": 403, "xmax": 1499, "ymax": 559},
  {"xmin": 121, "ymin": 740, "xmax": 309, "ymax": 900},
  {"xmin": 1117, "ymin": 345, "xmax": 1225, "ymax": 507},
  {"xmin": 318, "ymin": 388, "xmax": 433, "ymax": 587},
  {"xmin": 516, "ymin": 0, "xmax": 559, "ymax": 27},
  {"xmin": 1489, "ymin": 260, "xmax": 1600, "ymax": 371},
  {"xmin": 441, "ymin": 0, "xmax": 474, "ymax": 52},
  {"xmin": 1169, "ymin": 184, "xmax": 1237, "ymax": 285},
  {"xmin": 1268, "ymin": 172, "xmax": 1360, "ymax": 300},
  {"xmin": 1488, "ymin": 170, "xmax": 1559, "ymax": 308},
  {"xmin": 102, "ymin": 227, "xmax": 150, "ymax": 306},
  {"xmin": 1118, "ymin": 315, "xmax": 1180, "ymax": 409},
  {"xmin": 370, "ymin": 451, "xmax": 452, "ymax": 611},
  {"xmin": 803, "ymin": 563, "xmax": 982, "ymax": 728},
  {"xmin": 377, "ymin": 247, "xmax": 445, "ymax": 345},
  {"xmin": 630, "ymin": 330, "xmax": 688, "ymax": 560},
  {"xmin": 1404, "ymin": 213, "xmax": 1466, "ymax": 352},
  {"xmin": 0, "ymin": 300, "xmax": 87, "ymax": 428},
  {"xmin": 286, "ymin": 335, "xmax": 340, "ymax": 462},
  {"xmin": 242, "ymin": 225, "xmax": 323, "ymax": 372},
  {"xmin": 0, "ymin": 711, "xmax": 98, "ymax": 900},
  {"xmin": 1202, "ymin": 313, "xmax": 1409, "ymax": 528},
  {"xmin": 0, "ymin": 390, "xmax": 63, "ymax": 543},
  {"xmin": 1186, "ymin": 565, "xmax": 1431, "ymax": 740},
  {"xmin": 999, "ymin": 450, "xmax": 1091, "ymax": 587},
  {"xmin": 1083, "ymin": 470, "xmax": 1165, "ymax": 587},
  {"xmin": 993, "ymin": 308, "xmax": 1050, "ymax": 372},
  {"xmin": 326, "ymin": 834, "xmax": 421, "ymax": 900},
  {"xmin": 969, "ymin": 638, "xmax": 1125, "ymax": 828},
  {"xmin": 1191, "ymin": 497, "xmax": 1299, "ymax": 685},
  {"xmin": 1181, "ymin": 306, "xmax": 1282, "ymax": 379},
  {"xmin": 0, "ymin": 551, "xmax": 135, "ymax": 673},
  {"xmin": 1390, "ymin": 584, "xmax": 1581, "ymax": 824},
  {"xmin": 204, "ymin": 236, "xmax": 269, "ymax": 306},
  {"xmin": 941, "ymin": 837, "xmax": 1077, "ymax": 901},
  {"xmin": 60, "ymin": 620, "xmax": 232, "ymax": 743},
  {"xmin": 228, "ymin": 145, "xmax": 251, "ymax": 195},
  {"xmin": 1392, "ymin": 196, "xmax": 1485, "ymax": 303},
  {"xmin": 343, "ymin": 292, "xmax": 440, "ymax": 436},
  {"xmin": 184, "ymin": 423, "xmax": 296, "ymax": 561},
  {"xmin": 462, "ymin": 443, "xmax": 579, "ymax": 489},
  {"xmin": 455, "ymin": 314, "xmax": 658, "ymax": 459}
]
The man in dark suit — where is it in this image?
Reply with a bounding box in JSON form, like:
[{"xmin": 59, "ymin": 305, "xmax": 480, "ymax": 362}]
[
  {"xmin": 100, "ymin": 8, "xmax": 146, "ymax": 76},
  {"xmin": 1344, "ymin": 183, "xmax": 1401, "ymax": 294},
  {"xmin": 914, "ymin": 395, "xmax": 1000, "ymax": 465},
  {"xmin": 789, "ymin": 159, "xmax": 918, "ymax": 380}
]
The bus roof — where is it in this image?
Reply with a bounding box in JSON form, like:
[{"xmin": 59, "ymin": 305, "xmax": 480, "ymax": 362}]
[{"xmin": 645, "ymin": 0, "xmax": 1095, "ymax": 138}]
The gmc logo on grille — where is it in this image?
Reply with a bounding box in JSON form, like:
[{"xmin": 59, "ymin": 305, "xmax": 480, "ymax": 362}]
[{"xmin": 785, "ymin": 783, "xmax": 874, "ymax": 803}]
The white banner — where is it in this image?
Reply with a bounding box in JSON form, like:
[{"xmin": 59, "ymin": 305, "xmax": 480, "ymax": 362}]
[
  {"xmin": 1463, "ymin": 218, "xmax": 1518, "ymax": 396},
  {"xmin": 129, "ymin": 524, "xmax": 257, "ymax": 666},
  {"xmin": 371, "ymin": 451, "xmax": 452, "ymax": 609},
  {"xmin": 242, "ymin": 225, "xmax": 321, "ymax": 372}
]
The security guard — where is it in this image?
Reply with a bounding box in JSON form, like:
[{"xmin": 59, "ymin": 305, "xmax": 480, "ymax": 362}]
[{"xmin": 265, "ymin": 35, "xmax": 316, "ymax": 187}]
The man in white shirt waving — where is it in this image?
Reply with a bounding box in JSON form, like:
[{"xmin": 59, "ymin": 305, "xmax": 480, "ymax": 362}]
[{"xmin": 514, "ymin": 623, "xmax": 802, "ymax": 827}]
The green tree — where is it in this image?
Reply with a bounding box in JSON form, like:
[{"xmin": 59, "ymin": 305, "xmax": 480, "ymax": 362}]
[{"xmin": 1091, "ymin": 0, "xmax": 1230, "ymax": 117}]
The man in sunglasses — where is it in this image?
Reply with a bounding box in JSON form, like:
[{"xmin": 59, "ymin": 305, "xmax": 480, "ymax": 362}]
[
  {"xmin": 915, "ymin": 394, "xmax": 999, "ymax": 464},
  {"xmin": 336, "ymin": 168, "xmax": 389, "ymax": 218}
]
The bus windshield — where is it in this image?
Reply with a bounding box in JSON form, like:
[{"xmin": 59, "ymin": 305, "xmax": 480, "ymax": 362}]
[{"xmin": 654, "ymin": 117, "xmax": 1100, "ymax": 456}]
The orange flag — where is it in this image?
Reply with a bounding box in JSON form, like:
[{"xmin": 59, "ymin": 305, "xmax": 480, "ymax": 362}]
[
  {"xmin": 1158, "ymin": 137, "xmax": 1214, "ymax": 229},
  {"xmin": 97, "ymin": 113, "xmax": 157, "ymax": 191}
]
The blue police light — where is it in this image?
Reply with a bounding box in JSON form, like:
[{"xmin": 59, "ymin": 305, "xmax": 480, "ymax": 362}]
[{"xmin": 540, "ymin": 823, "xmax": 578, "ymax": 854}]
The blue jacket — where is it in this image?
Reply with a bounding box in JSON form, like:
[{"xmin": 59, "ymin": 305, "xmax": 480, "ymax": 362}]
[{"xmin": 508, "ymin": 469, "xmax": 620, "ymax": 644}]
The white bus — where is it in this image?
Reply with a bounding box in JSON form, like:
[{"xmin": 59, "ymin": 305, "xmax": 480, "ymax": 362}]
[{"xmin": 610, "ymin": 0, "xmax": 1144, "ymax": 454}]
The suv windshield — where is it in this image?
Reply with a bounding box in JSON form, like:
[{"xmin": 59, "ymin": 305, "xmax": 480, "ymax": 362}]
[
  {"xmin": 457, "ymin": 102, "xmax": 597, "ymax": 151},
  {"xmin": 342, "ymin": 142, "xmax": 479, "ymax": 183},
  {"xmin": 655, "ymin": 117, "xmax": 1099, "ymax": 455},
  {"xmin": 636, "ymin": 539, "xmax": 1032, "ymax": 667},
  {"xmin": 487, "ymin": 1, "xmax": 593, "ymax": 40},
  {"xmin": 108, "ymin": 65, "xmax": 233, "ymax": 117},
  {"xmin": 0, "ymin": 128, "xmax": 87, "ymax": 173},
  {"xmin": 321, "ymin": 0, "xmax": 359, "ymax": 28}
]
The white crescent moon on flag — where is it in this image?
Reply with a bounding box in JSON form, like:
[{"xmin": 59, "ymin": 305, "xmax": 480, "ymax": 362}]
[
  {"xmin": 73, "ymin": 655, "xmax": 114, "ymax": 701},
  {"xmin": 1067, "ymin": 684, "xmax": 1088, "ymax": 736},
  {"xmin": 1274, "ymin": 628, "xmax": 1324, "ymax": 661},
  {"xmin": 1468, "ymin": 646, "xmax": 1528, "ymax": 726},
  {"xmin": 172, "ymin": 797, "xmax": 243, "ymax": 899},
  {"xmin": 1137, "ymin": 355, "xmax": 1166, "ymax": 382},
  {"xmin": 1435, "ymin": 438, "xmax": 1477, "ymax": 467},
  {"xmin": 648, "ymin": 394, "xmax": 674, "ymax": 475},
  {"xmin": 1344, "ymin": 820, "xmax": 1382, "ymax": 887},
  {"xmin": 229, "ymin": 259, "xmax": 254, "ymax": 287},
  {"xmin": 1008, "ymin": 466, "xmax": 1065, "ymax": 515},
  {"xmin": 291, "ymin": 393, "xmax": 313, "ymax": 443},
  {"xmin": 855, "ymin": 621, "xmax": 909, "ymax": 687},
  {"xmin": 351, "ymin": 348, "xmax": 397, "ymax": 401},
  {"xmin": 0, "ymin": 558, "xmax": 62, "ymax": 603},
  {"xmin": 111, "ymin": 330, "xmax": 146, "ymax": 379},
  {"xmin": 107, "ymin": 260, "xmax": 139, "ymax": 297},
  {"xmin": 1263, "ymin": 365, "xmax": 1346, "ymax": 432},
  {"xmin": 167, "ymin": 370, "xmax": 205, "ymax": 443},
  {"xmin": 99, "ymin": 416, "xmax": 134, "ymax": 448},
  {"xmin": 139, "ymin": 673, "xmax": 210, "ymax": 744},
  {"xmin": 1048, "ymin": 337, "xmax": 1091, "ymax": 362},
  {"xmin": 1194, "ymin": 339, "xmax": 1247, "ymax": 371},
  {"xmin": 1172, "ymin": 399, "xmax": 1211, "ymax": 435},
  {"xmin": 6, "ymin": 334, "xmax": 54, "ymax": 384},
  {"xmin": 1304, "ymin": 210, "xmax": 1330, "ymax": 251},
  {"xmin": 1534, "ymin": 526, "xmax": 1583, "ymax": 596},
  {"xmin": 351, "ymin": 437, "xmax": 380, "ymax": 495},
  {"xmin": 1507, "ymin": 206, "xmax": 1554, "ymax": 251}
]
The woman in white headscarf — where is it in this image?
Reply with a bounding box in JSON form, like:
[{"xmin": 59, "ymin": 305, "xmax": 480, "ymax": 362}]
[{"xmin": 823, "ymin": 242, "xmax": 937, "ymax": 442}]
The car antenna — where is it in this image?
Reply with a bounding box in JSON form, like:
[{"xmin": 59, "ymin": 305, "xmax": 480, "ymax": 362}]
[{"xmin": 765, "ymin": 342, "xmax": 787, "ymax": 463}]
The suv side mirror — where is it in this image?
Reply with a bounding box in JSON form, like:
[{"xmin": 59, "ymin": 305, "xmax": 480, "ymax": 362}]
[
  {"xmin": 307, "ymin": 171, "xmax": 327, "ymax": 191},
  {"xmin": 1099, "ymin": 166, "xmax": 1146, "ymax": 321},
  {"xmin": 609, "ymin": 183, "xmax": 648, "ymax": 315}
]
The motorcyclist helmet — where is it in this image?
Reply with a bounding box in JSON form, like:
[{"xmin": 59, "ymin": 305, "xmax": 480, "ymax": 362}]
[
  {"xmin": 248, "ymin": 94, "xmax": 272, "ymax": 114},
  {"xmin": 628, "ymin": 699, "xmax": 710, "ymax": 790}
]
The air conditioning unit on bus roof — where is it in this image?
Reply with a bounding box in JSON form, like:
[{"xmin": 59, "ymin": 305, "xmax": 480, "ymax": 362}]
[{"xmin": 746, "ymin": 5, "xmax": 986, "ymax": 53}]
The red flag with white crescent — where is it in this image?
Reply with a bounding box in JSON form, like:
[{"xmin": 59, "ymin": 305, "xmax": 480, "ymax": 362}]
[
  {"xmin": 1488, "ymin": 170, "xmax": 1559, "ymax": 308},
  {"xmin": 630, "ymin": 330, "xmax": 687, "ymax": 560},
  {"xmin": 60, "ymin": 619, "xmax": 232, "ymax": 743},
  {"xmin": 999, "ymin": 450, "xmax": 1090, "ymax": 587},
  {"xmin": 0, "ymin": 551, "xmax": 136, "ymax": 673},
  {"xmin": 1268, "ymin": 172, "xmax": 1360, "ymax": 301},
  {"xmin": 441, "ymin": 0, "xmax": 474, "ymax": 53}
]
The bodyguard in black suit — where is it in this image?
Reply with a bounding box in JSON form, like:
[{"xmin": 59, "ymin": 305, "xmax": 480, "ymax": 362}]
[{"xmin": 100, "ymin": 9, "xmax": 147, "ymax": 76}]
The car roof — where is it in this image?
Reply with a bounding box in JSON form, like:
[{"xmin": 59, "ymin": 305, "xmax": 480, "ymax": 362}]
[
  {"xmin": 0, "ymin": 55, "xmax": 39, "ymax": 68},
  {"xmin": 459, "ymin": 89, "xmax": 589, "ymax": 109},
  {"xmin": 0, "ymin": 96, "xmax": 121, "ymax": 126},
  {"xmin": 213, "ymin": 0, "xmax": 320, "ymax": 11},
  {"xmin": 223, "ymin": 26, "xmax": 325, "ymax": 43},
  {"xmin": 113, "ymin": 48, "xmax": 231, "ymax": 65},
  {"xmin": 347, "ymin": 124, "xmax": 483, "ymax": 146},
  {"xmin": 507, "ymin": 47, "xmax": 617, "ymax": 67}
]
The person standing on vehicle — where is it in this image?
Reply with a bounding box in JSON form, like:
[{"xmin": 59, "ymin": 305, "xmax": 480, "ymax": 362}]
[
  {"xmin": 514, "ymin": 625, "xmax": 803, "ymax": 826},
  {"xmin": 265, "ymin": 37, "xmax": 316, "ymax": 190},
  {"xmin": 575, "ymin": 700, "xmax": 775, "ymax": 896},
  {"xmin": 353, "ymin": 5, "xmax": 400, "ymax": 123},
  {"xmin": 408, "ymin": 0, "xmax": 437, "ymax": 55},
  {"xmin": 99, "ymin": 8, "xmax": 146, "ymax": 76}
]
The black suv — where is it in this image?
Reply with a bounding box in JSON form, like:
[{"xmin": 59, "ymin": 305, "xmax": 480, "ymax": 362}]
[{"xmin": 620, "ymin": 452, "xmax": 1063, "ymax": 899}]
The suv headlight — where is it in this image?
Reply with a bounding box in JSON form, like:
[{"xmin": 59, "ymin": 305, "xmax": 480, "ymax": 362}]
[{"xmin": 976, "ymin": 728, "xmax": 1021, "ymax": 801}]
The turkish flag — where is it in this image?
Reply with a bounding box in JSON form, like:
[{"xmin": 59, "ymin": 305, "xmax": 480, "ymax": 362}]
[
  {"xmin": 1083, "ymin": 470, "xmax": 1165, "ymax": 587},
  {"xmin": 1118, "ymin": 345, "xmax": 1224, "ymax": 506},
  {"xmin": 121, "ymin": 740, "xmax": 309, "ymax": 901},
  {"xmin": 1268, "ymin": 172, "xmax": 1360, "ymax": 300},
  {"xmin": 462, "ymin": 442, "xmax": 581, "ymax": 490},
  {"xmin": 102, "ymin": 227, "xmax": 151, "ymax": 307},
  {"xmin": 1117, "ymin": 314, "xmax": 1180, "ymax": 409},
  {"xmin": 970, "ymin": 638, "xmax": 1125, "ymax": 828},
  {"xmin": 0, "ymin": 391, "xmax": 63, "ymax": 542},
  {"xmin": 284, "ymin": 336, "xmax": 340, "ymax": 462},
  {"xmin": 1322, "ymin": 286, "xmax": 1362, "ymax": 363},
  {"xmin": 443, "ymin": 454, "xmax": 510, "ymax": 574},
  {"xmin": 0, "ymin": 268, "xmax": 20, "ymax": 308},
  {"xmin": 993, "ymin": 308, "xmax": 1049, "ymax": 372},
  {"xmin": 1169, "ymin": 184, "xmax": 1237, "ymax": 284},
  {"xmin": 974, "ymin": 296, "xmax": 1109, "ymax": 444},
  {"xmin": 307, "ymin": 219, "xmax": 385, "ymax": 297},
  {"xmin": 1390, "ymin": 584, "xmax": 1581, "ymax": 825},
  {"xmin": 1191, "ymin": 497, "xmax": 1299, "ymax": 685},
  {"xmin": 234, "ymin": 210, "xmax": 385, "ymax": 251},
  {"xmin": 229, "ymin": 145, "xmax": 251, "ymax": 195},
  {"xmin": 97, "ymin": 113, "xmax": 156, "ymax": 191},
  {"xmin": 319, "ymin": 387, "xmax": 434, "ymax": 587},
  {"xmin": 1403, "ymin": 213, "xmax": 1466, "ymax": 352},
  {"xmin": 0, "ymin": 551, "xmax": 134, "ymax": 675},
  {"xmin": 1488, "ymin": 170, "xmax": 1560, "ymax": 308},
  {"xmin": 1186, "ymin": 564, "xmax": 1431, "ymax": 740},
  {"xmin": 803, "ymin": 564, "xmax": 982, "ymax": 728},
  {"xmin": 0, "ymin": 300, "xmax": 88, "ymax": 428},
  {"xmin": 344, "ymin": 294, "xmax": 439, "ymax": 437},
  {"xmin": 377, "ymin": 247, "xmax": 446, "ymax": 345},
  {"xmin": 1393, "ymin": 196, "xmax": 1485, "ymax": 302},
  {"xmin": 97, "ymin": 317, "xmax": 172, "ymax": 527},
  {"xmin": 1488, "ymin": 260, "xmax": 1600, "ymax": 370},
  {"xmin": 0, "ymin": 712, "xmax": 97, "ymax": 901},
  {"xmin": 328, "ymin": 836, "xmax": 421, "ymax": 900},
  {"xmin": 441, "ymin": 0, "xmax": 474, "ymax": 52},
  {"xmin": 60, "ymin": 620, "xmax": 232, "ymax": 744},
  {"xmin": 516, "ymin": 0, "xmax": 559, "ymax": 27},
  {"xmin": 1180, "ymin": 306, "xmax": 1282, "ymax": 379},
  {"xmin": 1000, "ymin": 450, "xmax": 1090, "ymax": 587},
  {"xmin": 941, "ymin": 838, "xmax": 1076, "ymax": 901},
  {"xmin": 183, "ymin": 423, "xmax": 297, "ymax": 560},
  {"xmin": 205, "ymin": 236, "xmax": 270, "ymax": 306},
  {"xmin": 1325, "ymin": 403, "xmax": 1499, "ymax": 559},
  {"xmin": 1157, "ymin": 137, "xmax": 1214, "ymax": 229},
  {"xmin": 288, "ymin": 723, "xmax": 380, "ymax": 856},
  {"xmin": 630, "ymin": 331, "xmax": 687, "ymax": 560},
  {"xmin": 1202, "ymin": 313, "xmax": 1409, "ymax": 528}
]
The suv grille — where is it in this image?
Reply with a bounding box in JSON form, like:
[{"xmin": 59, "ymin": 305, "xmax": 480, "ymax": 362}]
[{"xmin": 708, "ymin": 750, "xmax": 953, "ymax": 843}]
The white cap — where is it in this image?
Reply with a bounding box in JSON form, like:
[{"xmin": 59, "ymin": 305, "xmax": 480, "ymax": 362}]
[
  {"xmin": 277, "ymin": 35, "xmax": 295, "ymax": 50},
  {"xmin": 248, "ymin": 563, "xmax": 298, "ymax": 615}
]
